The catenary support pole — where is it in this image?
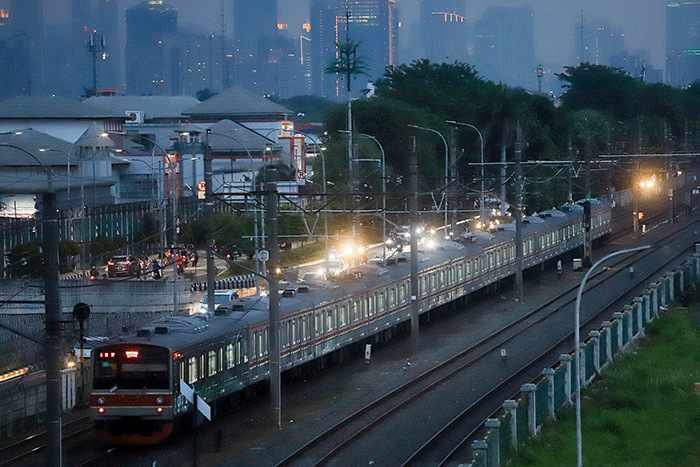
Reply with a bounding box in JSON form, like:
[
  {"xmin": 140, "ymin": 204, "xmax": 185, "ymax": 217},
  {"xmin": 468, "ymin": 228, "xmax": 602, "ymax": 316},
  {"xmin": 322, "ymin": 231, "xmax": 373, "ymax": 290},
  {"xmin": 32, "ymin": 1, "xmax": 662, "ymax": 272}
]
[
  {"xmin": 410, "ymin": 137, "xmax": 420, "ymax": 354},
  {"xmin": 204, "ymin": 131, "xmax": 215, "ymax": 315},
  {"xmin": 44, "ymin": 190, "xmax": 63, "ymax": 467},
  {"xmin": 265, "ymin": 169, "xmax": 281, "ymax": 428}
]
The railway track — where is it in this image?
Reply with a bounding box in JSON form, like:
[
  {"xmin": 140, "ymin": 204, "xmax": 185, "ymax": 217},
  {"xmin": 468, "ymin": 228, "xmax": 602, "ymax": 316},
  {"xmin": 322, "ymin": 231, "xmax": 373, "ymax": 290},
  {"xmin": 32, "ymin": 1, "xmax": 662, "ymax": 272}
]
[
  {"xmin": 274, "ymin": 213, "xmax": 700, "ymax": 467},
  {"xmin": 0, "ymin": 415, "xmax": 91, "ymax": 467}
]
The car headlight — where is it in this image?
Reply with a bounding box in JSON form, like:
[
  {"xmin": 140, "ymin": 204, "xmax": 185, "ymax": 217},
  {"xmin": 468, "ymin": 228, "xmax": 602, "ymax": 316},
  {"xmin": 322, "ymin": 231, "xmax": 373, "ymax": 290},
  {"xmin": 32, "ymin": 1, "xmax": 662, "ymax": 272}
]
[
  {"xmin": 156, "ymin": 396, "xmax": 164, "ymax": 404},
  {"xmin": 98, "ymin": 397, "xmax": 105, "ymax": 405}
]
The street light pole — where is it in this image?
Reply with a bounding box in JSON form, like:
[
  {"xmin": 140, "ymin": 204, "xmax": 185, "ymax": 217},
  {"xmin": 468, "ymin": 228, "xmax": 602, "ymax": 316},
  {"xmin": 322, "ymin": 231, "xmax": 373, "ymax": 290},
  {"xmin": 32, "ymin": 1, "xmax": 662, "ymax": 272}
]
[
  {"xmin": 446, "ymin": 120, "xmax": 485, "ymax": 227},
  {"xmin": 206, "ymin": 130, "xmax": 260, "ymax": 295},
  {"xmin": 357, "ymin": 133, "xmax": 386, "ymax": 262},
  {"xmin": 1, "ymin": 143, "xmax": 61, "ymax": 467},
  {"xmin": 573, "ymin": 244, "xmax": 652, "ymax": 467},
  {"xmin": 408, "ymin": 125, "xmax": 449, "ymax": 235}
]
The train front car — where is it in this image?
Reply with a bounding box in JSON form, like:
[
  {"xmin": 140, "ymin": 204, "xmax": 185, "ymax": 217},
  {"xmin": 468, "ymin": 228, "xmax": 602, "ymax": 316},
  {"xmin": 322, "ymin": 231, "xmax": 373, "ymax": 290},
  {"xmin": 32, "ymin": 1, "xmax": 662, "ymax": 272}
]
[{"xmin": 90, "ymin": 343, "xmax": 175, "ymax": 444}]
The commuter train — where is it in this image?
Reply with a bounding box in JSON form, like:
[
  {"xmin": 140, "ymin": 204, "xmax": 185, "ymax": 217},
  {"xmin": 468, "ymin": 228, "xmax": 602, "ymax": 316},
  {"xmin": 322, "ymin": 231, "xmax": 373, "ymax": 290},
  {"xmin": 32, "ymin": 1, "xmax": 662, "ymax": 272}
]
[{"xmin": 90, "ymin": 200, "xmax": 612, "ymax": 444}]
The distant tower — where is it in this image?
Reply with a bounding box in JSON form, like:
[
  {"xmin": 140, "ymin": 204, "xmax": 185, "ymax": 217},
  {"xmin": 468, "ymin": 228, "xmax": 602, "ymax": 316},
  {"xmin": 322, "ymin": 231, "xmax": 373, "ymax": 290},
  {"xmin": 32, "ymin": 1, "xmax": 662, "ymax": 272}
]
[
  {"xmin": 473, "ymin": 6, "xmax": 536, "ymax": 90},
  {"xmin": 125, "ymin": 1, "xmax": 178, "ymax": 96},
  {"xmin": 311, "ymin": 0, "xmax": 398, "ymax": 99},
  {"xmin": 571, "ymin": 18, "xmax": 625, "ymax": 66},
  {"xmin": 0, "ymin": 0, "xmax": 44, "ymax": 97},
  {"xmin": 666, "ymin": 2, "xmax": 700, "ymax": 87},
  {"xmin": 233, "ymin": 0, "xmax": 279, "ymax": 93},
  {"xmin": 420, "ymin": 0, "xmax": 466, "ymax": 63},
  {"xmin": 536, "ymin": 64, "xmax": 543, "ymax": 93}
]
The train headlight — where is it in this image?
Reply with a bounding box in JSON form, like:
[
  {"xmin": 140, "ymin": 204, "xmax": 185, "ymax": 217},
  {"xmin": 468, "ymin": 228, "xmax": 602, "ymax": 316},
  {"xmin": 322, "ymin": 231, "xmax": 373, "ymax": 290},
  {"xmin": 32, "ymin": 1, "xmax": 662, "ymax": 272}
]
[
  {"xmin": 156, "ymin": 396, "xmax": 164, "ymax": 404},
  {"xmin": 98, "ymin": 397, "xmax": 105, "ymax": 405},
  {"xmin": 157, "ymin": 407, "xmax": 163, "ymax": 413},
  {"xmin": 98, "ymin": 407, "xmax": 105, "ymax": 413}
]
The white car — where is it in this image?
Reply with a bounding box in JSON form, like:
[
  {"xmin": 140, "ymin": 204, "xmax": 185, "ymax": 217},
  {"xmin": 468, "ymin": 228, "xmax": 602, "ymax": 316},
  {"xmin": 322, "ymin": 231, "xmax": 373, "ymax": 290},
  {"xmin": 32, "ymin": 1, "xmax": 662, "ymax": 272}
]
[
  {"xmin": 199, "ymin": 290, "xmax": 239, "ymax": 313},
  {"xmin": 323, "ymin": 258, "xmax": 347, "ymax": 277}
]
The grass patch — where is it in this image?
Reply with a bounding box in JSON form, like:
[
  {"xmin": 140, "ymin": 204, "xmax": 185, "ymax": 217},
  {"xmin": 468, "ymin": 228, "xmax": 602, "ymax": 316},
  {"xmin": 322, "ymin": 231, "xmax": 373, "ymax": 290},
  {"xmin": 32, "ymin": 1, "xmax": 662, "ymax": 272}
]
[{"xmin": 507, "ymin": 307, "xmax": 700, "ymax": 467}]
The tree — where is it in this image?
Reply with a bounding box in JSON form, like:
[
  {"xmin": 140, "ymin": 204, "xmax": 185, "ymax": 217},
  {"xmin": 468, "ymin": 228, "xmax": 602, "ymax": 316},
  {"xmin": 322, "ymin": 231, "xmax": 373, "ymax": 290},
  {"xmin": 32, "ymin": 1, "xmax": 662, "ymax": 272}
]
[
  {"xmin": 557, "ymin": 63, "xmax": 643, "ymax": 121},
  {"xmin": 196, "ymin": 88, "xmax": 218, "ymax": 101}
]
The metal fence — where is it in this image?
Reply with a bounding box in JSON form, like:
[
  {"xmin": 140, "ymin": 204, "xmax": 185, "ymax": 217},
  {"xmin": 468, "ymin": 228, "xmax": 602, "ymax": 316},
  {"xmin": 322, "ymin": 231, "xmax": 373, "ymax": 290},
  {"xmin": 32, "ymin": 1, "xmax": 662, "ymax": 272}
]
[{"xmin": 462, "ymin": 252, "xmax": 699, "ymax": 467}]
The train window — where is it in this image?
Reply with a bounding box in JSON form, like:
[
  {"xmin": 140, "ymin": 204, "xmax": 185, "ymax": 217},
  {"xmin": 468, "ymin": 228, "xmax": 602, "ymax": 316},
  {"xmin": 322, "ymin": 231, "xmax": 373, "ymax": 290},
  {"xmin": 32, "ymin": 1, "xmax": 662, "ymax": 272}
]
[
  {"xmin": 301, "ymin": 315, "xmax": 311, "ymax": 341},
  {"xmin": 389, "ymin": 288, "xmax": 396, "ymax": 307},
  {"xmin": 226, "ymin": 344, "xmax": 234, "ymax": 369},
  {"xmin": 179, "ymin": 361, "xmax": 185, "ymax": 384},
  {"xmin": 208, "ymin": 350, "xmax": 217, "ymax": 377},
  {"xmin": 199, "ymin": 355, "xmax": 205, "ymax": 380},
  {"xmin": 378, "ymin": 292, "xmax": 385, "ymax": 313},
  {"xmin": 260, "ymin": 328, "xmax": 269, "ymax": 357},
  {"xmin": 316, "ymin": 312, "xmax": 323, "ymax": 336},
  {"xmin": 291, "ymin": 320, "xmax": 297, "ymax": 345},
  {"xmin": 326, "ymin": 310, "xmax": 334, "ymax": 331},
  {"xmin": 400, "ymin": 284, "xmax": 406, "ymax": 303},
  {"xmin": 466, "ymin": 262, "xmax": 471, "ymax": 277},
  {"xmin": 188, "ymin": 357, "xmax": 197, "ymax": 383},
  {"xmin": 368, "ymin": 296, "xmax": 375, "ymax": 317},
  {"xmin": 458, "ymin": 264, "xmax": 464, "ymax": 281},
  {"xmin": 218, "ymin": 348, "xmax": 223, "ymax": 372},
  {"xmin": 253, "ymin": 331, "xmax": 259, "ymax": 359}
]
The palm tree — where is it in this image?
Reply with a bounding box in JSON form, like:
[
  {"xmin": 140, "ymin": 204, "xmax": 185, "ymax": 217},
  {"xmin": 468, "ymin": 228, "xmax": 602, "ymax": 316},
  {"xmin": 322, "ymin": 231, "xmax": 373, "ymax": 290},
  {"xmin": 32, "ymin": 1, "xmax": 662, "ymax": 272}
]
[{"xmin": 324, "ymin": 7, "xmax": 370, "ymax": 235}]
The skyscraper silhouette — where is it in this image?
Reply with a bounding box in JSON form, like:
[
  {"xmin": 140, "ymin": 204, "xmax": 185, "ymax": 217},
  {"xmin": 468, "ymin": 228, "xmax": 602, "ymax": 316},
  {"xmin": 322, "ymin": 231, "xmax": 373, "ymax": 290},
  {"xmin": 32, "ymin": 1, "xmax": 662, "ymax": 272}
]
[
  {"xmin": 310, "ymin": 0, "xmax": 398, "ymax": 99},
  {"xmin": 125, "ymin": 1, "xmax": 178, "ymax": 96},
  {"xmin": 666, "ymin": 1, "xmax": 700, "ymax": 87},
  {"xmin": 420, "ymin": 0, "xmax": 466, "ymax": 64}
]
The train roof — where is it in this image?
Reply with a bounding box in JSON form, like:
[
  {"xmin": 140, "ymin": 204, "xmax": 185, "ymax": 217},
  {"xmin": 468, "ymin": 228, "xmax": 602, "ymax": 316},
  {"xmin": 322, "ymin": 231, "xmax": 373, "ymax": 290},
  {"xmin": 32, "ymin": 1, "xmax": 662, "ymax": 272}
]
[{"xmin": 98, "ymin": 199, "xmax": 610, "ymax": 352}]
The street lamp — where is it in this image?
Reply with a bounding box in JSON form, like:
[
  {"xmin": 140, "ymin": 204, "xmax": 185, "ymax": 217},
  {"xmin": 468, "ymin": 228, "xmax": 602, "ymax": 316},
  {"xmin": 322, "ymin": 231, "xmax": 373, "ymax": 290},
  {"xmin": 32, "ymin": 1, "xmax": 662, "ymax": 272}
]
[
  {"xmin": 0, "ymin": 143, "xmax": 61, "ymax": 467},
  {"xmin": 446, "ymin": 120, "xmax": 485, "ymax": 227},
  {"xmin": 408, "ymin": 124, "xmax": 449, "ymax": 235},
  {"xmin": 207, "ymin": 130, "xmax": 262, "ymax": 294},
  {"xmin": 349, "ymin": 132, "xmax": 386, "ymax": 262},
  {"xmin": 121, "ymin": 134, "xmax": 180, "ymax": 315},
  {"xmin": 573, "ymin": 244, "xmax": 653, "ymax": 467}
]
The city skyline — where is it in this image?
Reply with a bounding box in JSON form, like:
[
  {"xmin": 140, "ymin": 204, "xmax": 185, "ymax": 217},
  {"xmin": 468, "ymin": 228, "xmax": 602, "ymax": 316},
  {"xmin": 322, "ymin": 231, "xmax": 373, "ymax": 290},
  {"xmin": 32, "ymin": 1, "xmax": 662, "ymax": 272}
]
[
  {"xmin": 38, "ymin": 0, "xmax": 668, "ymax": 69},
  {"xmin": 9, "ymin": 0, "xmax": 673, "ymax": 100}
]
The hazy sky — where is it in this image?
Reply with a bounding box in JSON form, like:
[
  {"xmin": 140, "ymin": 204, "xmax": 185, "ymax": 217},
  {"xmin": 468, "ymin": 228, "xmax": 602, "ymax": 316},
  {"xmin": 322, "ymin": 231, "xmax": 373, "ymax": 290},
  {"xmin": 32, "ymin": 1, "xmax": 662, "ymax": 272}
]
[{"xmin": 116, "ymin": 0, "xmax": 667, "ymax": 70}]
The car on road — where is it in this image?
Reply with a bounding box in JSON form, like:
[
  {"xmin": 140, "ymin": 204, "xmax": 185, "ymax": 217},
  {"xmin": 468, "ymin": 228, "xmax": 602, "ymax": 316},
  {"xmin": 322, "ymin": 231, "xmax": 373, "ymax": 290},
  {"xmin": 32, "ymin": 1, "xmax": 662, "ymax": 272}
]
[
  {"xmin": 107, "ymin": 255, "xmax": 141, "ymax": 277},
  {"xmin": 199, "ymin": 289, "xmax": 239, "ymax": 314}
]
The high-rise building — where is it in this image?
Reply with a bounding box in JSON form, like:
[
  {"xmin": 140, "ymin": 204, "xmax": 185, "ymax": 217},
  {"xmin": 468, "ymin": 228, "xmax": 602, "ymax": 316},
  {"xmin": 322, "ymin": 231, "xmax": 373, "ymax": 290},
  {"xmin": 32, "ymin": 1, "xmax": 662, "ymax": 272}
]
[
  {"xmin": 0, "ymin": 0, "xmax": 43, "ymax": 98},
  {"xmin": 473, "ymin": 6, "xmax": 535, "ymax": 90},
  {"xmin": 125, "ymin": 1, "xmax": 178, "ymax": 96},
  {"xmin": 311, "ymin": 0, "xmax": 398, "ymax": 99},
  {"xmin": 233, "ymin": 0, "xmax": 284, "ymax": 95},
  {"xmin": 569, "ymin": 19, "xmax": 625, "ymax": 66},
  {"xmin": 420, "ymin": 0, "xmax": 466, "ymax": 64},
  {"xmin": 666, "ymin": 2, "xmax": 700, "ymax": 87}
]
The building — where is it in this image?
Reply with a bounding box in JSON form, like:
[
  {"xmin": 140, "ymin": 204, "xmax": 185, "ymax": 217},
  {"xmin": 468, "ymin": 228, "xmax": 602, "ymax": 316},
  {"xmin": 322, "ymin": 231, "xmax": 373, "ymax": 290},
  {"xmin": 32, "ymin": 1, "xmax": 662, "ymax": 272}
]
[
  {"xmin": 610, "ymin": 50, "xmax": 663, "ymax": 84},
  {"xmin": 569, "ymin": 20, "xmax": 625, "ymax": 67},
  {"xmin": 420, "ymin": 0, "xmax": 467, "ymax": 64},
  {"xmin": 473, "ymin": 6, "xmax": 536, "ymax": 90},
  {"xmin": 311, "ymin": 0, "xmax": 398, "ymax": 99},
  {"xmin": 666, "ymin": 2, "xmax": 700, "ymax": 87},
  {"xmin": 0, "ymin": 0, "xmax": 43, "ymax": 99},
  {"xmin": 125, "ymin": 0, "xmax": 178, "ymax": 96},
  {"xmin": 232, "ymin": 0, "xmax": 302, "ymax": 98}
]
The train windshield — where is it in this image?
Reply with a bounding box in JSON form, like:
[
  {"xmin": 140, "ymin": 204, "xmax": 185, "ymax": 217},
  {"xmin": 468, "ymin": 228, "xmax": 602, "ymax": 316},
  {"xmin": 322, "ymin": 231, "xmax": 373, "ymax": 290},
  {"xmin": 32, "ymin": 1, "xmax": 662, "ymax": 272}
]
[{"xmin": 94, "ymin": 344, "xmax": 170, "ymax": 390}]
